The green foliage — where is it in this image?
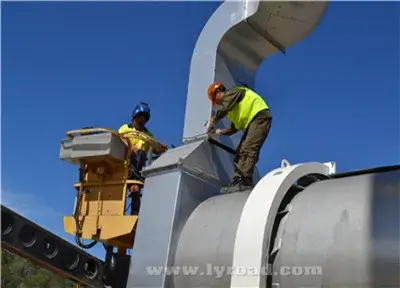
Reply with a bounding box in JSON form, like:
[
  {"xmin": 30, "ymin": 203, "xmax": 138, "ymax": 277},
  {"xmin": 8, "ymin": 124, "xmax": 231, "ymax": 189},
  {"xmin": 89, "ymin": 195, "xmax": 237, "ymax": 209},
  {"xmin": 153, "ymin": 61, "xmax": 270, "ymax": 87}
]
[{"xmin": 1, "ymin": 249, "xmax": 77, "ymax": 288}]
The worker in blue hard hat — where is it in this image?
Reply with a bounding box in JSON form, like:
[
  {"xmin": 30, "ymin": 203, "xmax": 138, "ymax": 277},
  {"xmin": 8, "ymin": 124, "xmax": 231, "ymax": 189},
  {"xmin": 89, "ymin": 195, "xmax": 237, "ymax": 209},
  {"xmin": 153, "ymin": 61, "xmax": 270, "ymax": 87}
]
[
  {"xmin": 206, "ymin": 82, "xmax": 272, "ymax": 194},
  {"xmin": 118, "ymin": 102, "xmax": 167, "ymax": 214}
]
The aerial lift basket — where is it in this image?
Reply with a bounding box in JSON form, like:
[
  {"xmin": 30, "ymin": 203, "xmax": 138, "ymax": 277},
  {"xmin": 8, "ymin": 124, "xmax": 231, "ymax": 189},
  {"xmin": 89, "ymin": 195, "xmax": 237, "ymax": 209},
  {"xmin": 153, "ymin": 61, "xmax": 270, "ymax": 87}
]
[{"xmin": 59, "ymin": 127, "xmax": 162, "ymax": 250}]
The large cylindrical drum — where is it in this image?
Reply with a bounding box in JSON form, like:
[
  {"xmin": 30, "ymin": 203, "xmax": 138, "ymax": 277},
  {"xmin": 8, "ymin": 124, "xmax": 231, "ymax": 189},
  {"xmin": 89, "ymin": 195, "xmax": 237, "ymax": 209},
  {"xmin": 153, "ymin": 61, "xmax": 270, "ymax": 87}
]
[
  {"xmin": 173, "ymin": 170, "xmax": 399, "ymax": 288},
  {"xmin": 271, "ymin": 171, "xmax": 400, "ymax": 288},
  {"xmin": 173, "ymin": 192, "xmax": 250, "ymax": 288}
]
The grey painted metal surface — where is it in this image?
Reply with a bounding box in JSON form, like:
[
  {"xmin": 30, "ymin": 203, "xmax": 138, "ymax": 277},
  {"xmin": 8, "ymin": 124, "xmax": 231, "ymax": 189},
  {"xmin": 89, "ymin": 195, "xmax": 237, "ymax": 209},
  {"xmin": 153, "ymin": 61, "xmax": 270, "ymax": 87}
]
[
  {"xmin": 127, "ymin": 139, "xmax": 236, "ymax": 287},
  {"xmin": 172, "ymin": 162, "xmax": 330, "ymax": 288},
  {"xmin": 127, "ymin": 1, "xmax": 329, "ymax": 287},
  {"xmin": 183, "ymin": 0, "xmax": 328, "ymax": 184},
  {"xmin": 59, "ymin": 132, "xmax": 127, "ymax": 163},
  {"xmin": 168, "ymin": 170, "xmax": 399, "ymax": 288},
  {"xmin": 183, "ymin": 0, "xmax": 259, "ymax": 146},
  {"xmin": 271, "ymin": 170, "xmax": 400, "ymax": 288},
  {"xmin": 183, "ymin": 0, "xmax": 328, "ymax": 144},
  {"xmin": 173, "ymin": 192, "xmax": 251, "ymax": 288},
  {"xmin": 230, "ymin": 162, "xmax": 331, "ymax": 287}
]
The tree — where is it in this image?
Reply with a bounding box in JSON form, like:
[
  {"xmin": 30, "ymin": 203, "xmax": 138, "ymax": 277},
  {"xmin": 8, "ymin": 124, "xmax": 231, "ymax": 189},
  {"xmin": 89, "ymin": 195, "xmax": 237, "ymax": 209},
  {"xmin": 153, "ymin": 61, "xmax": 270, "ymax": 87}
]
[{"xmin": 1, "ymin": 249, "xmax": 76, "ymax": 288}]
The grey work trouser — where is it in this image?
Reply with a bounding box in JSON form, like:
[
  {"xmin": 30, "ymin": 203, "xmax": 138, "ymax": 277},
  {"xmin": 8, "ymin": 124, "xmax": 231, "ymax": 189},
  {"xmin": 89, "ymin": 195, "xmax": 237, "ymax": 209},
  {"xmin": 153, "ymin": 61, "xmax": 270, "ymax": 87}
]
[{"xmin": 233, "ymin": 109, "xmax": 272, "ymax": 180}]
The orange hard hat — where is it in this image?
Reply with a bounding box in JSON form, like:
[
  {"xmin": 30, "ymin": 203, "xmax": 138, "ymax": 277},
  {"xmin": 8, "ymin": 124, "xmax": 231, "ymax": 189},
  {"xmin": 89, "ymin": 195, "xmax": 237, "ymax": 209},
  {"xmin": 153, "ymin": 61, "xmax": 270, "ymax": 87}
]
[{"xmin": 207, "ymin": 82, "xmax": 224, "ymax": 106}]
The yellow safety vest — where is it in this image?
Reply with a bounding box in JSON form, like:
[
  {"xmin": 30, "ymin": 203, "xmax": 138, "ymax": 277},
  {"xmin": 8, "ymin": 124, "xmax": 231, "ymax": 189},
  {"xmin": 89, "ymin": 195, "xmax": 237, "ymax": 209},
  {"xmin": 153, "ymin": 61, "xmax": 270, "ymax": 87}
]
[
  {"xmin": 118, "ymin": 124, "xmax": 154, "ymax": 153},
  {"xmin": 227, "ymin": 87, "xmax": 268, "ymax": 131}
]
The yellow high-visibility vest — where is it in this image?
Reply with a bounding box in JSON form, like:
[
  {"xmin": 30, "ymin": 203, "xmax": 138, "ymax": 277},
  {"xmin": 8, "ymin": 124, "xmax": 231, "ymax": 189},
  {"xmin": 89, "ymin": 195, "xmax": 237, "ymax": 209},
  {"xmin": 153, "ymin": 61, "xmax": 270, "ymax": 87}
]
[
  {"xmin": 227, "ymin": 87, "xmax": 268, "ymax": 131},
  {"xmin": 118, "ymin": 124, "xmax": 154, "ymax": 153}
]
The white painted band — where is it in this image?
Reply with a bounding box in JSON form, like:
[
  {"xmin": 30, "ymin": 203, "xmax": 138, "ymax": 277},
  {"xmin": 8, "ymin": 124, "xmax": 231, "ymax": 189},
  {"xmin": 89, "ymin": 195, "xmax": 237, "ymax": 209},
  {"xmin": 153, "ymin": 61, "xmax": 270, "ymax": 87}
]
[{"xmin": 230, "ymin": 162, "xmax": 330, "ymax": 288}]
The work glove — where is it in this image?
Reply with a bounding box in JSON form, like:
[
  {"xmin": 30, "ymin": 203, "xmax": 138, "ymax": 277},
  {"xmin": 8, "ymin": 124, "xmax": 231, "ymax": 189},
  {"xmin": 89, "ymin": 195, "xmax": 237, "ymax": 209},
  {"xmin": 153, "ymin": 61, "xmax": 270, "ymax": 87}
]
[{"xmin": 215, "ymin": 129, "xmax": 222, "ymax": 135}]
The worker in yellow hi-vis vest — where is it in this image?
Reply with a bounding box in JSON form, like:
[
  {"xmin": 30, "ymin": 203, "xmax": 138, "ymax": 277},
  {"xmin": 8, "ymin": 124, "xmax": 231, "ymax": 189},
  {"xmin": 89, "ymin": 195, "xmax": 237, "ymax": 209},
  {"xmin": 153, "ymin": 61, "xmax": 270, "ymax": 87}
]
[
  {"xmin": 206, "ymin": 82, "xmax": 272, "ymax": 193},
  {"xmin": 118, "ymin": 102, "xmax": 167, "ymax": 214}
]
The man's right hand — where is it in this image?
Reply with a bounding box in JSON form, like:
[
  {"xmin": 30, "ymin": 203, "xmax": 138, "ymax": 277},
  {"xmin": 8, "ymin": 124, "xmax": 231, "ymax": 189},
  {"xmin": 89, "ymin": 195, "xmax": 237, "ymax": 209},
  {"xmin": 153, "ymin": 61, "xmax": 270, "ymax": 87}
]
[
  {"xmin": 159, "ymin": 143, "xmax": 168, "ymax": 153},
  {"xmin": 205, "ymin": 117, "xmax": 216, "ymax": 133}
]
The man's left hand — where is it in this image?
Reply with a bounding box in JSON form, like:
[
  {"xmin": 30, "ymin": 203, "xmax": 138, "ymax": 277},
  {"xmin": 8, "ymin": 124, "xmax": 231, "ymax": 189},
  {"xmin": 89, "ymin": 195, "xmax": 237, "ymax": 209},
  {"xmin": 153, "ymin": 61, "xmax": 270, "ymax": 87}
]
[{"xmin": 129, "ymin": 184, "xmax": 141, "ymax": 194}]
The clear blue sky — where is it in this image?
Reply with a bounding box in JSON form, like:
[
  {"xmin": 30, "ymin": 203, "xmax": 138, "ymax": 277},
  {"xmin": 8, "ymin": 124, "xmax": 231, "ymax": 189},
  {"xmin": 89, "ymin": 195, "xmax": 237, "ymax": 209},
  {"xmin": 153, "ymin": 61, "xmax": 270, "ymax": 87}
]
[{"xmin": 2, "ymin": 2, "xmax": 399, "ymax": 259}]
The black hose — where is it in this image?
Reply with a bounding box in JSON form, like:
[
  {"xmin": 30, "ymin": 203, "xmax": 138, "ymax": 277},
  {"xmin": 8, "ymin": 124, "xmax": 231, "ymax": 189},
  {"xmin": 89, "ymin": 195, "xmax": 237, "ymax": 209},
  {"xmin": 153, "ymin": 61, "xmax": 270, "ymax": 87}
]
[
  {"xmin": 74, "ymin": 192, "xmax": 98, "ymax": 249},
  {"xmin": 331, "ymin": 164, "xmax": 400, "ymax": 179},
  {"xmin": 75, "ymin": 235, "xmax": 97, "ymax": 249},
  {"xmin": 207, "ymin": 137, "xmax": 236, "ymax": 155},
  {"xmin": 74, "ymin": 164, "xmax": 98, "ymax": 250}
]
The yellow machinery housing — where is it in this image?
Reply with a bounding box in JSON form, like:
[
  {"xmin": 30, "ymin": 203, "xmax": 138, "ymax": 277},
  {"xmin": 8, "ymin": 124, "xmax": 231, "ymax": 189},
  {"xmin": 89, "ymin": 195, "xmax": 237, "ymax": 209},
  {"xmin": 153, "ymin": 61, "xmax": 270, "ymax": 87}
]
[{"xmin": 60, "ymin": 127, "xmax": 163, "ymax": 251}]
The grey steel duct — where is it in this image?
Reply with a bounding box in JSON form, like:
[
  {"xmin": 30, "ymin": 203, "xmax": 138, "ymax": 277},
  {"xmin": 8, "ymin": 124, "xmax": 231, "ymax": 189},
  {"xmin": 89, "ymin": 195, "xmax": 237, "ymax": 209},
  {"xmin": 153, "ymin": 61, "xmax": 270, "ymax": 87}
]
[{"xmin": 183, "ymin": 1, "xmax": 329, "ymax": 145}]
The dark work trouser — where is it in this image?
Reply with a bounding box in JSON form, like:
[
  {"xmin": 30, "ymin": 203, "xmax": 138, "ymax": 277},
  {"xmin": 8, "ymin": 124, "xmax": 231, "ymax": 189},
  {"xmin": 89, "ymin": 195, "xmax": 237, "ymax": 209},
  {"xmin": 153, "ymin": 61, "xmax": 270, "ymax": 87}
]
[
  {"xmin": 128, "ymin": 149, "xmax": 147, "ymax": 215},
  {"xmin": 129, "ymin": 149, "xmax": 147, "ymax": 181},
  {"xmin": 233, "ymin": 109, "xmax": 272, "ymax": 181}
]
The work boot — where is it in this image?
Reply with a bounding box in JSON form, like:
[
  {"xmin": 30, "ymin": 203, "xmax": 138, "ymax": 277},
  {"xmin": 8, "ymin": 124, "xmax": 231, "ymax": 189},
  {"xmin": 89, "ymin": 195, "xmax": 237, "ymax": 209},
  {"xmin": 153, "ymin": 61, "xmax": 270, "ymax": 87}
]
[
  {"xmin": 242, "ymin": 176, "xmax": 253, "ymax": 187},
  {"xmin": 220, "ymin": 176, "xmax": 253, "ymax": 194},
  {"xmin": 220, "ymin": 176, "xmax": 241, "ymax": 194}
]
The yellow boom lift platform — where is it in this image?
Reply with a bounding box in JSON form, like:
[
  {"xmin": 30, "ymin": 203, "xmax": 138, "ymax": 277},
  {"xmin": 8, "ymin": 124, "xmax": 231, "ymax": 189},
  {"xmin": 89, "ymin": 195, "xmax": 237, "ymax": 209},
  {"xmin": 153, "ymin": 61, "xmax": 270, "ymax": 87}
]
[{"xmin": 59, "ymin": 127, "xmax": 165, "ymax": 256}]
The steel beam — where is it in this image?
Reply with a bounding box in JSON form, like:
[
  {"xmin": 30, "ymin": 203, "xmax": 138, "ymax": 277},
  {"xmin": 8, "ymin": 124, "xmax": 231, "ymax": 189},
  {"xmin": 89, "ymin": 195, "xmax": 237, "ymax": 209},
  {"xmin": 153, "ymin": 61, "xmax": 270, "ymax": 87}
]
[{"xmin": 1, "ymin": 205, "xmax": 104, "ymax": 287}]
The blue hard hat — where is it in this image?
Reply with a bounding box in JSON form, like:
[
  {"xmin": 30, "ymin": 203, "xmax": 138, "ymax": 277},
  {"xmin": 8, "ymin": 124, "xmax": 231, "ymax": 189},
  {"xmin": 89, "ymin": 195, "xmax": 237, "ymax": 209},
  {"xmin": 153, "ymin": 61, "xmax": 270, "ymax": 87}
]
[{"xmin": 132, "ymin": 102, "xmax": 151, "ymax": 121}]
